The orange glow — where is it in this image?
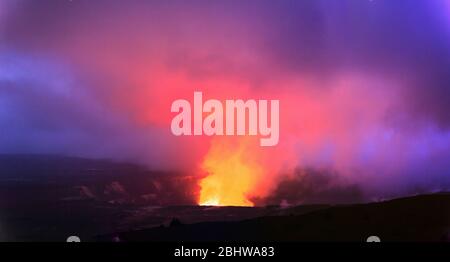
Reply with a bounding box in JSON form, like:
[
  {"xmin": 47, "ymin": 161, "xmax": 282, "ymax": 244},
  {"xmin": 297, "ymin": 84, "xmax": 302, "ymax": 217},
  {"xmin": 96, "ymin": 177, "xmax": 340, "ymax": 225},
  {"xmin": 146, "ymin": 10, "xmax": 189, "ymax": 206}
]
[{"xmin": 198, "ymin": 138, "xmax": 262, "ymax": 207}]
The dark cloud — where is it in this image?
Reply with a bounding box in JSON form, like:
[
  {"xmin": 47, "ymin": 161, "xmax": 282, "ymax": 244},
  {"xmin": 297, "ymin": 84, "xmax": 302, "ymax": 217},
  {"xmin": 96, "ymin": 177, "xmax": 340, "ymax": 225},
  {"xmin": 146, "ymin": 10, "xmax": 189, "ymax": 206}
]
[{"xmin": 253, "ymin": 168, "xmax": 365, "ymax": 205}]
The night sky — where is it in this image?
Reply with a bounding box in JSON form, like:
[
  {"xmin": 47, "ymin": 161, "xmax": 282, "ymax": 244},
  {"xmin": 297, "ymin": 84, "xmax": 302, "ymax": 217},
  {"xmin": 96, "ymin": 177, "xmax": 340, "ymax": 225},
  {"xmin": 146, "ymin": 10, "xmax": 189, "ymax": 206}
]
[{"xmin": 1, "ymin": 0, "xmax": 450, "ymax": 204}]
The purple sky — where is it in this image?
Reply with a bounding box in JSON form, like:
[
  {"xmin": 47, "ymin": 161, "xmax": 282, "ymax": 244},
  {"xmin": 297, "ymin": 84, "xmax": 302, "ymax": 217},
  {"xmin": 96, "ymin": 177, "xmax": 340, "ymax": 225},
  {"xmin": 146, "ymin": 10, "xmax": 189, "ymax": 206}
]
[{"xmin": 1, "ymin": 0, "xmax": 450, "ymax": 202}]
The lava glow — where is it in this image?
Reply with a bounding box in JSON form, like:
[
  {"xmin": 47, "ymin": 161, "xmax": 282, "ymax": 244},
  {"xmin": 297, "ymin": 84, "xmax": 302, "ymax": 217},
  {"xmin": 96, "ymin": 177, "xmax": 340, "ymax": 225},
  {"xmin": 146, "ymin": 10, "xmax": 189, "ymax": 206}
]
[{"xmin": 198, "ymin": 138, "xmax": 263, "ymax": 206}]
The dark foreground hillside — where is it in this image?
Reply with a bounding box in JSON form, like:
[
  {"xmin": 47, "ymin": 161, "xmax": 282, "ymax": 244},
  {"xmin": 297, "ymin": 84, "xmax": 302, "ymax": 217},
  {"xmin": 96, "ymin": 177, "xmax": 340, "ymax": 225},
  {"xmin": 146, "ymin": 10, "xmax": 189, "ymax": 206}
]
[
  {"xmin": 104, "ymin": 193, "xmax": 450, "ymax": 242},
  {"xmin": 0, "ymin": 155, "xmax": 449, "ymax": 242}
]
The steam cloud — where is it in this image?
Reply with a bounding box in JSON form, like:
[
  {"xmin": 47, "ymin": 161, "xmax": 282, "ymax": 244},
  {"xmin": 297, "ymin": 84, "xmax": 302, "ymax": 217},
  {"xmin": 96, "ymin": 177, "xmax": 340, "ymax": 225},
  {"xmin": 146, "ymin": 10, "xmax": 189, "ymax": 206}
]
[{"xmin": 1, "ymin": 0, "xmax": 450, "ymax": 203}]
